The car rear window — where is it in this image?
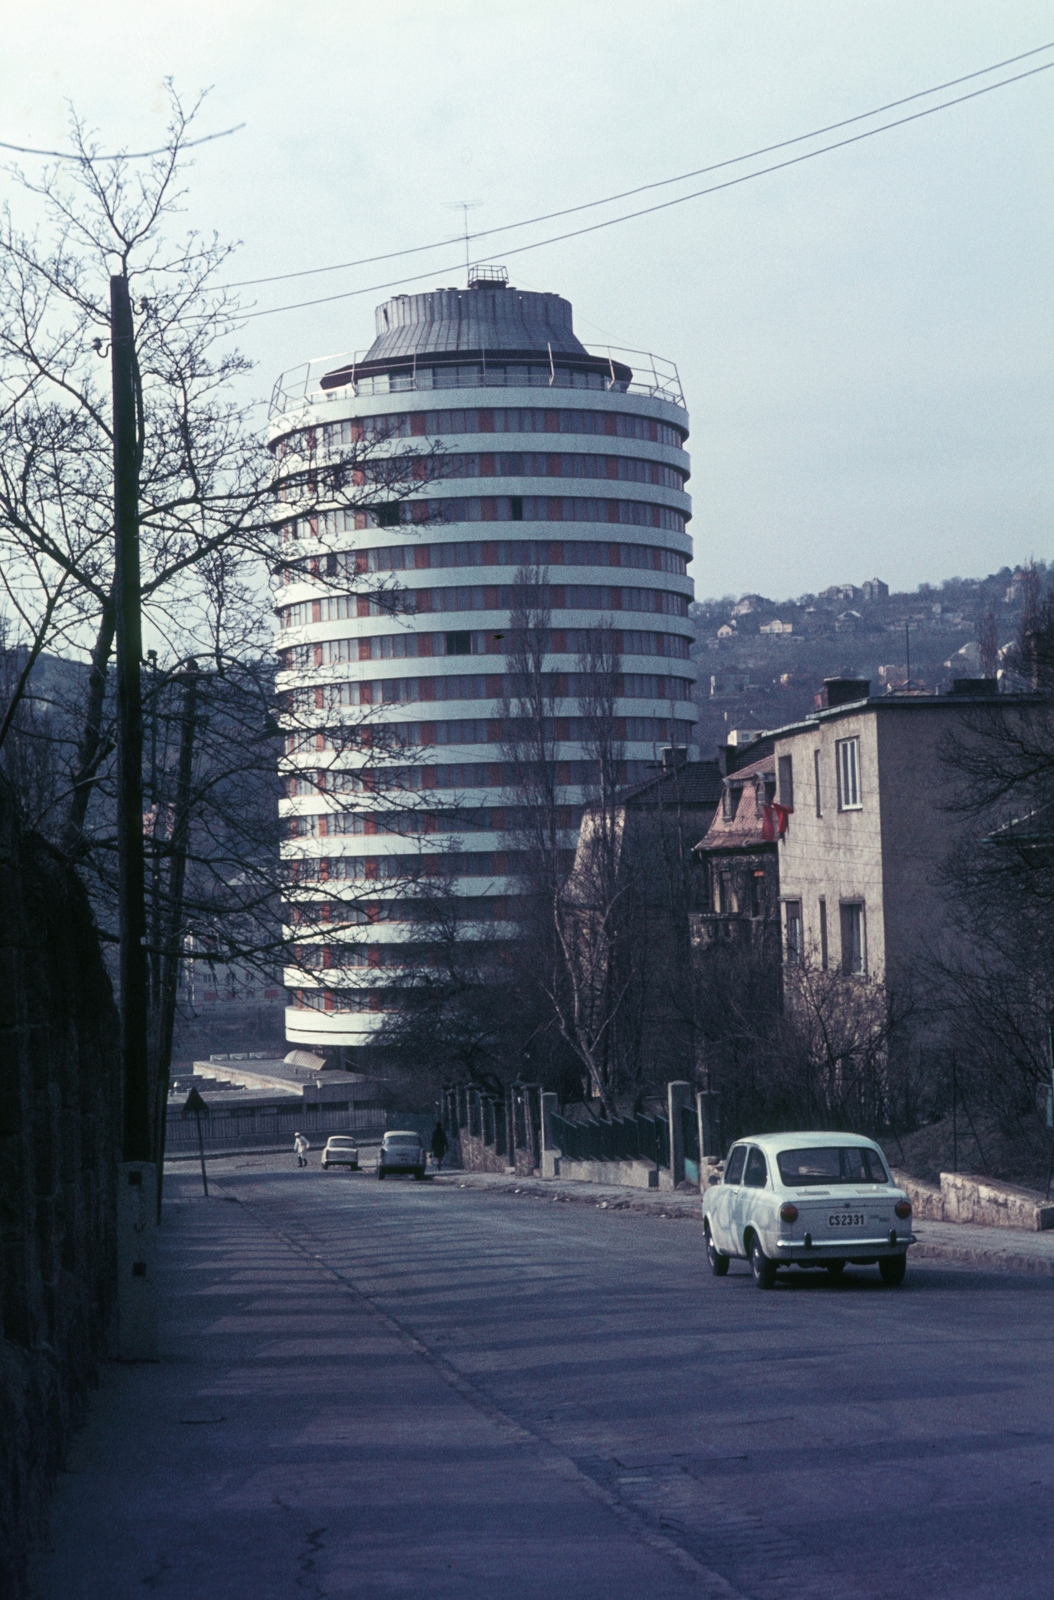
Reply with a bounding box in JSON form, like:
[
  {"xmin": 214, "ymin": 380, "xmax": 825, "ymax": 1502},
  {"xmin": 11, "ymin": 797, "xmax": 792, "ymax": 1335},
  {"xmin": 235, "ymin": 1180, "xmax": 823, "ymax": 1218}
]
[{"xmin": 776, "ymin": 1147, "xmax": 890, "ymax": 1186}]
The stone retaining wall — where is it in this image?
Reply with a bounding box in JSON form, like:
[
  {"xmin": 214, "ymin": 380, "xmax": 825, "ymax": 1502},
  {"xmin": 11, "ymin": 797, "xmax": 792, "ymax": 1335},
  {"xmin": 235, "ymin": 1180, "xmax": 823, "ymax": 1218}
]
[
  {"xmin": 0, "ymin": 780, "xmax": 120, "ymax": 1598},
  {"xmin": 893, "ymin": 1169, "xmax": 1054, "ymax": 1230}
]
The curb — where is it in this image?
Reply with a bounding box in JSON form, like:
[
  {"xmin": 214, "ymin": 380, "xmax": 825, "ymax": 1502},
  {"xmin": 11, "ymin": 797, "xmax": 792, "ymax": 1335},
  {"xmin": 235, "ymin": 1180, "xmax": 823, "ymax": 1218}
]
[{"xmin": 436, "ymin": 1173, "xmax": 1054, "ymax": 1276}]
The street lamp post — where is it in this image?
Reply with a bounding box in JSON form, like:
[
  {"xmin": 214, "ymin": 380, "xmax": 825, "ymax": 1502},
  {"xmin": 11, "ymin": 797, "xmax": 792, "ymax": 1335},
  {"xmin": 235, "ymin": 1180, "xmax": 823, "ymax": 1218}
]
[{"xmin": 111, "ymin": 273, "xmax": 158, "ymax": 1360}]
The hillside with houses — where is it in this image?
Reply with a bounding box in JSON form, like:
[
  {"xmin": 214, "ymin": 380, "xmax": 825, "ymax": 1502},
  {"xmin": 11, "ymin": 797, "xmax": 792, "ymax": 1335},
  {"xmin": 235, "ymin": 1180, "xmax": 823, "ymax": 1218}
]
[{"xmin": 689, "ymin": 561, "xmax": 1048, "ymax": 752}]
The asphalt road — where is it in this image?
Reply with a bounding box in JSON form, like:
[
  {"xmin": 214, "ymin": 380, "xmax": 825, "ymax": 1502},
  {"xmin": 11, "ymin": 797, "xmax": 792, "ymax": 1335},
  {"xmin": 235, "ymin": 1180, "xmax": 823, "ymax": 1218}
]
[{"xmin": 37, "ymin": 1156, "xmax": 1054, "ymax": 1599}]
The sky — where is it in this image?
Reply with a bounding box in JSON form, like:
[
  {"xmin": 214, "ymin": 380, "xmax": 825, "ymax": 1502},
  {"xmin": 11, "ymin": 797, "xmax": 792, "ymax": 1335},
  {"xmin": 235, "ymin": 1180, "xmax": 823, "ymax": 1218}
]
[{"xmin": 1, "ymin": 1, "xmax": 1050, "ymax": 601}]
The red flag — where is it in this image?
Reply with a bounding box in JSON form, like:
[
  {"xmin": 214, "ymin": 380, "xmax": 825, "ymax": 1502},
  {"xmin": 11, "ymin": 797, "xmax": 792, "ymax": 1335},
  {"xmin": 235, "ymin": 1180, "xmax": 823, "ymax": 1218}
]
[{"xmin": 762, "ymin": 802, "xmax": 793, "ymax": 840}]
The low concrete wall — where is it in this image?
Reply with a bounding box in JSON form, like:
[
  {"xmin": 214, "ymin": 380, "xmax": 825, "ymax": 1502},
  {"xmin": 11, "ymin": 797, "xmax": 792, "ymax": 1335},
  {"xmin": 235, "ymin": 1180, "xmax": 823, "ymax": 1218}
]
[
  {"xmin": 893, "ymin": 1169, "xmax": 1054, "ymax": 1230},
  {"xmin": 551, "ymin": 1156, "xmax": 670, "ymax": 1190}
]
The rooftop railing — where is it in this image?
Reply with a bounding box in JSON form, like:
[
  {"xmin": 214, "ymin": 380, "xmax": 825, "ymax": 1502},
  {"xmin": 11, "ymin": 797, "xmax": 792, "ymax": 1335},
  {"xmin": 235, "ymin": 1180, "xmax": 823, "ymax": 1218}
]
[{"xmin": 269, "ymin": 344, "xmax": 685, "ymax": 421}]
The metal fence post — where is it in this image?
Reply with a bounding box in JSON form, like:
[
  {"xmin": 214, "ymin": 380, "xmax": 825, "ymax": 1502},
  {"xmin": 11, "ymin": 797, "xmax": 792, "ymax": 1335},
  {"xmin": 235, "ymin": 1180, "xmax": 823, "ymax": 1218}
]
[{"xmin": 667, "ymin": 1081, "xmax": 692, "ymax": 1186}]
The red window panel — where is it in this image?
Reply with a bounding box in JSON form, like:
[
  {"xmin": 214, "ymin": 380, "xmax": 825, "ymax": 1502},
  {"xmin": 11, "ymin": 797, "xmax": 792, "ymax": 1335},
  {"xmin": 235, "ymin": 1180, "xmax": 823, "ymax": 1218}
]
[
  {"xmin": 415, "ymin": 547, "xmax": 431, "ymax": 568},
  {"xmin": 322, "ymin": 947, "xmax": 333, "ymax": 969},
  {"xmin": 488, "ymin": 763, "xmax": 504, "ymax": 787},
  {"xmin": 356, "ymin": 597, "xmax": 370, "ymax": 617},
  {"xmin": 421, "ymin": 766, "xmax": 438, "ymax": 788},
  {"xmin": 313, "ymin": 681, "xmax": 323, "ymax": 702},
  {"xmin": 554, "ymin": 720, "xmax": 570, "ymax": 741},
  {"xmin": 546, "ymin": 454, "xmax": 561, "ymax": 477},
  {"xmin": 420, "ymin": 724, "xmax": 436, "ymax": 745},
  {"xmin": 367, "ymin": 947, "xmax": 381, "ymax": 968},
  {"xmin": 605, "ymin": 458, "xmax": 619, "ymax": 480},
  {"xmin": 603, "ymin": 414, "xmax": 618, "ymax": 436},
  {"xmin": 481, "ymin": 542, "xmax": 499, "ymax": 565},
  {"xmin": 318, "ymin": 817, "xmax": 328, "ymax": 838},
  {"xmin": 547, "ymin": 497, "xmax": 562, "ymax": 521},
  {"xmin": 480, "ymin": 497, "xmax": 497, "ymax": 520},
  {"xmin": 410, "ymin": 412, "xmax": 426, "ymax": 436},
  {"xmin": 311, "ymin": 600, "xmax": 322, "ymax": 623},
  {"xmin": 487, "ymin": 720, "xmax": 502, "ymax": 743},
  {"xmin": 608, "ymin": 544, "xmax": 621, "ymax": 566},
  {"xmin": 486, "ymin": 675, "xmax": 503, "ymax": 697},
  {"xmin": 606, "ymin": 501, "xmax": 619, "ymax": 523},
  {"xmin": 478, "ymin": 409, "xmax": 494, "ymax": 433},
  {"xmin": 324, "ymin": 991, "xmax": 334, "ymax": 1011},
  {"xmin": 358, "ymin": 639, "xmax": 372, "ymax": 661},
  {"xmin": 490, "ymin": 807, "xmax": 506, "ymax": 830},
  {"xmin": 545, "ymin": 410, "xmax": 560, "ymax": 433},
  {"xmin": 415, "ymin": 591, "xmax": 432, "ymax": 613},
  {"xmin": 419, "ymin": 679, "xmax": 434, "ymax": 702},
  {"xmin": 479, "ymin": 454, "xmax": 495, "ymax": 476},
  {"xmin": 364, "ymin": 859, "xmax": 378, "ymax": 880}
]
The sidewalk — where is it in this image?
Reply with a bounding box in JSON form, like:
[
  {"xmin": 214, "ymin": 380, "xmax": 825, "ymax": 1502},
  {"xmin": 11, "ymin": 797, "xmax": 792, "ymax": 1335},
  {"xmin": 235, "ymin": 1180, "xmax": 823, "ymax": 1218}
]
[
  {"xmin": 433, "ymin": 1170, "xmax": 1054, "ymax": 1276},
  {"xmin": 32, "ymin": 1168, "xmax": 721, "ymax": 1600}
]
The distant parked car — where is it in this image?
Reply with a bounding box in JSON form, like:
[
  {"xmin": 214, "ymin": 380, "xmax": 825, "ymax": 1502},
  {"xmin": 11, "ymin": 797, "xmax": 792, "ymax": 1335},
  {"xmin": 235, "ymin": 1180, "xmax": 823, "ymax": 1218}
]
[
  {"xmin": 702, "ymin": 1132, "xmax": 915, "ymax": 1289},
  {"xmin": 321, "ymin": 1136, "xmax": 360, "ymax": 1171},
  {"xmin": 377, "ymin": 1130, "xmax": 426, "ymax": 1180}
]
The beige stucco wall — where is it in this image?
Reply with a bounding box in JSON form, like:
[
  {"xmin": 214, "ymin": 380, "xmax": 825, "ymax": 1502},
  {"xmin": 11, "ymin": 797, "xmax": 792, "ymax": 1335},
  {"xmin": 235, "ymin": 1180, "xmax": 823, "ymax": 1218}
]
[{"xmin": 774, "ymin": 710, "xmax": 887, "ymax": 978}]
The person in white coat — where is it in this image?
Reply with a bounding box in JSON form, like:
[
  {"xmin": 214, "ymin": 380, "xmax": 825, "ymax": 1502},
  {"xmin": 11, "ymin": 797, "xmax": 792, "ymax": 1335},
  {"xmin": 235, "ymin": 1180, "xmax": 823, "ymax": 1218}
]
[{"xmin": 294, "ymin": 1132, "xmax": 310, "ymax": 1168}]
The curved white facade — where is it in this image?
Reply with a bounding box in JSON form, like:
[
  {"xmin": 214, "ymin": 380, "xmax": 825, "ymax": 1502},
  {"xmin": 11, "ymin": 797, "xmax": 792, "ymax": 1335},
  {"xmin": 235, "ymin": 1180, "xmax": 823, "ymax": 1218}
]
[{"xmin": 270, "ymin": 277, "xmax": 695, "ymax": 1050}]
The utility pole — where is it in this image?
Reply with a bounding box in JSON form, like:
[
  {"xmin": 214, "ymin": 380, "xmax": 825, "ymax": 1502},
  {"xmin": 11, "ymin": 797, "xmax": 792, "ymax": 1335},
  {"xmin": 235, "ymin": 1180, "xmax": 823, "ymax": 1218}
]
[{"xmin": 111, "ymin": 272, "xmax": 158, "ymax": 1360}]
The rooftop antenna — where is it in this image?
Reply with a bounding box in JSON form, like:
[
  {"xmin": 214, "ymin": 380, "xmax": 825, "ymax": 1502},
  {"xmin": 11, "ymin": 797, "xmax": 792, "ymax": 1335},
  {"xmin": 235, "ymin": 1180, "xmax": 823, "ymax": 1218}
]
[{"xmin": 444, "ymin": 201, "xmax": 483, "ymax": 285}]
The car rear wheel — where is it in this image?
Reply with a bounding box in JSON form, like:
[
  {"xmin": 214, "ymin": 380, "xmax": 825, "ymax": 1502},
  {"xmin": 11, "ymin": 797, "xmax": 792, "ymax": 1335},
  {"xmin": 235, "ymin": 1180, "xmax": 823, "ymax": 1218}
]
[
  {"xmin": 750, "ymin": 1235, "xmax": 777, "ymax": 1290},
  {"xmin": 825, "ymin": 1260, "xmax": 846, "ymax": 1281},
  {"xmin": 705, "ymin": 1223, "xmax": 729, "ymax": 1277},
  {"xmin": 879, "ymin": 1253, "xmax": 907, "ymax": 1286},
  {"xmin": 413, "ymin": 1168, "xmax": 425, "ymax": 1180},
  {"xmin": 377, "ymin": 1169, "xmax": 386, "ymax": 1180}
]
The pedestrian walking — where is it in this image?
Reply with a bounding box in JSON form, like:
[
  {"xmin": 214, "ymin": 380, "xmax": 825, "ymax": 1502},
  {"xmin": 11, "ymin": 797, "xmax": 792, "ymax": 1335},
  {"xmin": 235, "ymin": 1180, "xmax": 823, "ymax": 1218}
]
[
  {"xmin": 294, "ymin": 1131, "xmax": 310, "ymax": 1168},
  {"xmin": 430, "ymin": 1121, "xmax": 448, "ymax": 1171}
]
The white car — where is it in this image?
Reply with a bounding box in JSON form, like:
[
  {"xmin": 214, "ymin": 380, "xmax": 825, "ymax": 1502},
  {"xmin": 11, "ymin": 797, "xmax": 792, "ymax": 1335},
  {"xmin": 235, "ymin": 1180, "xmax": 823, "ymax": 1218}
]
[
  {"xmin": 321, "ymin": 1135, "xmax": 360, "ymax": 1171},
  {"xmin": 702, "ymin": 1131, "xmax": 915, "ymax": 1289},
  {"xmin": 377, "ymin": 1130, "xmax": 427, "ymax": 1180}
]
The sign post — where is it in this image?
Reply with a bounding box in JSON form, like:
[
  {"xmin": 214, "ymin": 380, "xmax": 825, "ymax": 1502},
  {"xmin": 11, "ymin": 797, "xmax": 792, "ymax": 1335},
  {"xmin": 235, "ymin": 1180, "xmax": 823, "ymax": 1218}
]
[{"xmin": 183, "ymin": 1086, "xmax": 210, "ymax": 1197}]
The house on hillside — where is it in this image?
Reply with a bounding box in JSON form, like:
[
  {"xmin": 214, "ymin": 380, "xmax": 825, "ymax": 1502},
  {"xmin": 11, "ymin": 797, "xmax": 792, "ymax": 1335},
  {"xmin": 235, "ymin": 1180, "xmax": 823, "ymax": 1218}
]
[{"xmin": 692, "ymin": 747, "xmax": 781, "ymax": 947}]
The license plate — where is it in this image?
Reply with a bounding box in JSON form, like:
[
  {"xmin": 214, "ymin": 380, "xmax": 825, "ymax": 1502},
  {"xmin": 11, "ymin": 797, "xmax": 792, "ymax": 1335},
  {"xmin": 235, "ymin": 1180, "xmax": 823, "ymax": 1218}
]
[{"xmin": 828, "ymin": 1212, "xmax": 866, "ymax": 1227}]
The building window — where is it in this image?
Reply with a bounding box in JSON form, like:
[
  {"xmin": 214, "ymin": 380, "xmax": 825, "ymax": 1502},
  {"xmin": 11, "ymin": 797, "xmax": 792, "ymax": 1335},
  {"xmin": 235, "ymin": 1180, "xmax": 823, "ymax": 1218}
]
[
  {"xmin": 840, "ymin": 901, "xmax": 865, "ymax": 975},
  {"xmin": 750, "ymin": 869, "xmax": 764, "ymax": 918},
  {"xmin": 818, "ymin": 897, "xmax": 828, "ymax": 969},
  {"xmin": 785, "ymin": 900, "xmax": 803, "ymax": 963},
  {"xmin": 778, "ymin": 754, "xmax": 794, "ymax": 811},
  {"xmin": 721, "ymin": 783, "xmax": 735, "ymax": 821},
  {"xmin": 814, "ymin": 748, "xmax": 822, "ymax": 816},
  {"xmin": 836, "ymin": 736, "xmax": 861, "ymax": 810}
]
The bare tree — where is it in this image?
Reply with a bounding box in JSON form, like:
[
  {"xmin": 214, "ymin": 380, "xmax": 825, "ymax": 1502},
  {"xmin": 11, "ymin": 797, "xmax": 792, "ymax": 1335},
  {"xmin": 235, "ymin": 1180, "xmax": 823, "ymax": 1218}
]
[{"xmin": 0, "ymin": 90, "xmax": 445, "ymax": 1165}]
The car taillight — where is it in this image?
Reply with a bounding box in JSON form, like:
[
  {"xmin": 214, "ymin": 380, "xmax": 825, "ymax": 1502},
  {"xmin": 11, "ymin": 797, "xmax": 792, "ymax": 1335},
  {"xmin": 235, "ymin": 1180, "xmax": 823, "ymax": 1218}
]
[
  {"xmin": 894, "ymin": 1200, "xmax": 912, "ymax": 1219},
  {"xmin": 780, "ymin": 1203, "xmax": 799, "ymax": 1223}
]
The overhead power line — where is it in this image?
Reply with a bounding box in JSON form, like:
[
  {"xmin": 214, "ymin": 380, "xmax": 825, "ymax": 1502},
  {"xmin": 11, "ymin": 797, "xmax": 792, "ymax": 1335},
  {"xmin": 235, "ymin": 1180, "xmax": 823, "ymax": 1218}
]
[
  {"xmin": 0, "ymin": 122, "xmax": 246, "ymax": 161},
  {"xmin": 241, "ymin": 60, "xmax": 1053, "ymax": 321},
  {"xmin": 226, "ymin": 41, "xmax": 1054, "ymax": 292}
]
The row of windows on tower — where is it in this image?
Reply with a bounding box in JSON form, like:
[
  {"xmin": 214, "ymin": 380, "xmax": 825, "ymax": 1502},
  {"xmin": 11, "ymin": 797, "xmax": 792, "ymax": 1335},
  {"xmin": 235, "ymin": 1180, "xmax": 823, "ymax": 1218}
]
[
  {"xmin": 278, "ymin": 496, "xmax": 687, "ymax": 535},
  {"xmin": 278, "ymin": 583, "xmax": 689, "ymax": 627},
  {"xmin": 303, "ymin": 406, "xmax": 685, "ymax": 449},
  {"xmin": 277, "ymin": 628, "xmax": 691, "ymax": 666},
  {"xmin": 278, "ymin": 535, "xmax": 688, "ymax": 576}
]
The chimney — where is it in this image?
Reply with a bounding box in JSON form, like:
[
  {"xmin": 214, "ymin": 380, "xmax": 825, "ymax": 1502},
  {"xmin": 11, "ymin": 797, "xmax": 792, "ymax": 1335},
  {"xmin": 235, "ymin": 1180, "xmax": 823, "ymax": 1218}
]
[
  {"xmin": 822, "ymin": 677, "xmax": 871, "ymax": 708},
  {"xmin": 947, "ymin": 678, "xmax": 998, "ymax": 698}
]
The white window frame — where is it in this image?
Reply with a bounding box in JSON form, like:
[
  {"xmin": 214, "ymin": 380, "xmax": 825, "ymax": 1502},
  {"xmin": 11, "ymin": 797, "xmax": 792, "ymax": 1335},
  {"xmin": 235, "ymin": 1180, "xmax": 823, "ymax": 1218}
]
[
  {"xmin": 836, "ymin": 736, "xmax": 862, "ymax": 810},
  {"xmin": 840, "ymin": 900, "xmax": 866, "ymax": 976}
]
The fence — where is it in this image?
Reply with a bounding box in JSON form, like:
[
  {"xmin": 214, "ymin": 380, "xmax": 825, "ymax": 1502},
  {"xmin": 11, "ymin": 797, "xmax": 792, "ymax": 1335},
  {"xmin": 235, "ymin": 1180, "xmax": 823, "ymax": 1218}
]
[
  {"xmin": 549, "ymin": 1109, "xmax": 670, "ymax": 1170},
  {"xmin": 164, "ymin": 1103, "xmax": 386, "ymax": 1155},
  {"xmin": 439, "ymin": 1081, "xmax": 541, "ymax": 1177},
  {"xmin": 443, "ymin": 1079, "xmax": 723, "ymax": 1185}
]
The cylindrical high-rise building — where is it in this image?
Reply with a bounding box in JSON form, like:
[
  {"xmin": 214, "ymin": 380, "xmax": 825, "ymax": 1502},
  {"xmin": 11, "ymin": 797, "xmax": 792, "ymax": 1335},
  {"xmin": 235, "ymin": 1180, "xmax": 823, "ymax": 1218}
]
[{"xmin": 270, "ymin": 269, "xmax": 694, "ymax": 1051}]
